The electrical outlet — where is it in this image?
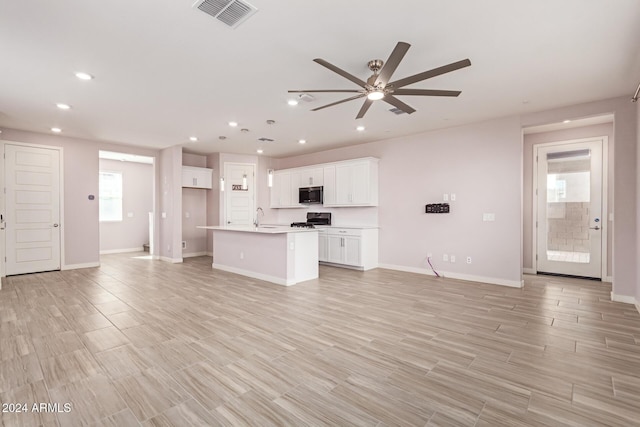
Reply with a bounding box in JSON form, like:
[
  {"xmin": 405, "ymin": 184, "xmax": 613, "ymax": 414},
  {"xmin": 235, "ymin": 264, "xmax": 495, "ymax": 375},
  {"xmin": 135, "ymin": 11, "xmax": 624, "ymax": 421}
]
[
  {"xmin": 240, "ymin": 251, "xmax": 244, "ymax": 260},
  {"xmin": 443, "ymin": 193, "xmax": 449, "ymax": 201},
  {"xmin": 450, "ymin": 193, "xmax": 456, "ymax": 201},
  {"xmin": 185, "ymin": 212, "xmax": 190, "ymax": 218},
  {"xmin": 443, "ymin": 253, "xmax": 449, "ymax": 262},
  {"xmin": 450, "ymin": 255, "xmax": 456, "ymax": 263},
  {"xmin": 466, "ymin": 256, "xmax": 472, "ymax": 264}
]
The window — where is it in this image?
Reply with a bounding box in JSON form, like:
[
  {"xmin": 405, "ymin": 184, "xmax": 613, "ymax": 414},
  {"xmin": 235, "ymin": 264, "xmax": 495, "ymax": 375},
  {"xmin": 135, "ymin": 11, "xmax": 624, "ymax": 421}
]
[{"xmin": 99, "ymin": 171, "xmax": 123, "ymax": 221}]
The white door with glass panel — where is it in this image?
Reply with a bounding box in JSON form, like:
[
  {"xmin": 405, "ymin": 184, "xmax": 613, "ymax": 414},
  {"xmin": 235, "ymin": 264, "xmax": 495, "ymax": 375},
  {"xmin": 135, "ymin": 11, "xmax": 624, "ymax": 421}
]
[
  {"xmin": 224, "ymin": 163, "xmax": 255, "ymax": 226},
  {"xmin": 535, "ymin": 139, "xmax": 604, "ymax": 278},
  {"xmin": 4, "ymin": 144, "xmax": 61, "ymax": 275}
]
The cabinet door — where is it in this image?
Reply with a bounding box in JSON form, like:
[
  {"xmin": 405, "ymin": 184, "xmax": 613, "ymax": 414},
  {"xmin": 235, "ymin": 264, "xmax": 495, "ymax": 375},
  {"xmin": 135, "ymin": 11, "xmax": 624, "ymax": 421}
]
[
  {"xmin": 318, "ymin": 234, "xmax": 328, "ymax": 262},
  {"xmin": 289, "ymin": 171, "xmax": 302, "ymax": 207},
  {"xmin": 343, "ymin": 236, "xmax": 362, "ymax": 266},
  {"xmin": 271, "ymin": 172, "xmax": 292, "ymax": 208},
  {"xmin": 335, "ymin": 164, "xmax": 352, "ymax": 204},
  {"xmin": 349, "ymin": 162, "xmax": 370, "ymax": 204},
  {"xmin": 326, "ymin": 235, "xmax": 344, "ymax": 264},
  {"xmin": 323, "ymin": 166, "xmax": 336, "ymax": 205}
]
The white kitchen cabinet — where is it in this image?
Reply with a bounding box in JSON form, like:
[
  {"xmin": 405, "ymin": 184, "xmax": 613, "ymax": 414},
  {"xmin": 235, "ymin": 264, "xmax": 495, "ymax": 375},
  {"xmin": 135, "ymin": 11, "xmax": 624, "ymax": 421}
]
[
  {"xmin": 271, "ymin": 157, "xmax": 378, "ymax": 208},
  {"xmin": 182, "ymin": 166, "xmax": 213, "ymax": 189},
  {"xmin": 318, "ymin": 229, "xmax": 328, "ymax": 262},
  {"xmin": 298, "ymin": 167, "xmax": 323, "ymax": 187},
  {"xmin": 325, "ymin": 158, "xmax": 378, "ymax": 207},
  {"xmin": 270, "ymin": 171, "xmax": 304, "ymax": 208},
  {"xmin": 322, "ymin": 227, "xmax": 378, "ymax": 270},
  {"xmin": 323, "ymin": 166, "xmax": 336, "ymax": 205}
]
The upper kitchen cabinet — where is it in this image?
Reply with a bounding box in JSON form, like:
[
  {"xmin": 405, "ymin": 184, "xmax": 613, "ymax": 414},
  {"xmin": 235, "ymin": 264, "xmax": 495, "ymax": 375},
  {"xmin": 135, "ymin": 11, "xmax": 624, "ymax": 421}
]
[
  {"xmin": 270, "ymin": 171, "xmax": 304, "ymax": 208},
  {"xmin": 297, "ymin": 167, "xmax": 323, "ymax": 187},
  {"xmin": 271, "ymin": 157, "xmax": 378, "ymax": 208},
  {"xmin": 182, "ymin": 166, "xmax": 213, "ymax": 189},
  {"xmin": 324, "ymin": 158, "xmax": 378, "ymax": 207}
]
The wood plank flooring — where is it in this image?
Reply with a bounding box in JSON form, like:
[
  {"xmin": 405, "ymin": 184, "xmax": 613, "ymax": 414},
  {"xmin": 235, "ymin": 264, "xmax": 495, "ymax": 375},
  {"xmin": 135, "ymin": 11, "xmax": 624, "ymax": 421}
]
[{"xmin": 1, "ymin": 253, "xmax": 639, "ymax": 426}]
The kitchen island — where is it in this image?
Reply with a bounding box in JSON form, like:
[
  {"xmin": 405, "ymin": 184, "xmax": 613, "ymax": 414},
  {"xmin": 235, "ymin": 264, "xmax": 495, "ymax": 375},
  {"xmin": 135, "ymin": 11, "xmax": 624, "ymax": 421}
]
[{"xmin": 198, "ymin": 225, "xmax": 318, "ymax": 286}]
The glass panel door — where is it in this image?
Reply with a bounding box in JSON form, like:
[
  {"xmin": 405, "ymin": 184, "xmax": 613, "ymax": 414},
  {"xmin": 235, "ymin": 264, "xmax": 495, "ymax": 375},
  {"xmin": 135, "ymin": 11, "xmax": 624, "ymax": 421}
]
[{"xmin": 536, "ymin": 140, "xmax": 603, "ymax": 278}]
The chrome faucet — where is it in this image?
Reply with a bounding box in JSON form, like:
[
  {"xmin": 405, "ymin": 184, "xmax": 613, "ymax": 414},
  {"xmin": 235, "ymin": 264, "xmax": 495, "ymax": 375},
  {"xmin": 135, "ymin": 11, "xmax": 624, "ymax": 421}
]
[{"xmin": 254, "ymin": 207, "xmax": 264, "ymax": 227}]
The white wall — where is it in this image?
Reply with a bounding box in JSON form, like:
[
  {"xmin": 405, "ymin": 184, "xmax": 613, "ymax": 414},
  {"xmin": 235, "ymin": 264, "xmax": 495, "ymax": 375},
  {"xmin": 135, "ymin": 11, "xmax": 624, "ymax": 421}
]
[{"xmin": 99, "ymin": 158, "xmax": 153, "ymax": 253}]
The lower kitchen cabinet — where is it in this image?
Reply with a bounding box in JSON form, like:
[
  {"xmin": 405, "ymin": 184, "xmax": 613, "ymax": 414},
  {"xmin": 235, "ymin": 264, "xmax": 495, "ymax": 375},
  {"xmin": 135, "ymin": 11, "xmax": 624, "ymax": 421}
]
[{"xmin": 320, "ymin": 227, "xmax": 378, "ymax": 270}]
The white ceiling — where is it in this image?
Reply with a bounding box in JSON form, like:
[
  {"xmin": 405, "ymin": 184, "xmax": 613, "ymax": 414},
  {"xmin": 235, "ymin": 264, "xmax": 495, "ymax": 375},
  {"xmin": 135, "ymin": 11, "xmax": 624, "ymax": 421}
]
[{"xmin": 1, "ymin": 1, "xmax": 639, "ymax": 158}]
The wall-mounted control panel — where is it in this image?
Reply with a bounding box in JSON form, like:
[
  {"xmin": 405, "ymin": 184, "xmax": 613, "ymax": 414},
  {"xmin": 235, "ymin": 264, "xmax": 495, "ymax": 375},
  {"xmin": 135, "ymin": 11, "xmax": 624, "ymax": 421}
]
[{"xmin": 425, "ymin": 203, "xmax": 450, "ymax": 214}]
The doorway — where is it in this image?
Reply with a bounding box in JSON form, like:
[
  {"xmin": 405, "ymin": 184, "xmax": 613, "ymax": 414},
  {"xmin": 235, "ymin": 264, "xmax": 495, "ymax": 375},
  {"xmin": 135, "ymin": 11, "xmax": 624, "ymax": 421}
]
[
  {"xmin": 223, "ymin": 162, "xmax": 255, "ymax": 226},
  {"xmin": 3, "ymin": 143, "xmax": 62, "ymax": 276},
  {"xmin": 534, "ymin": 137, "xmax": 607, "ymax": 279}
]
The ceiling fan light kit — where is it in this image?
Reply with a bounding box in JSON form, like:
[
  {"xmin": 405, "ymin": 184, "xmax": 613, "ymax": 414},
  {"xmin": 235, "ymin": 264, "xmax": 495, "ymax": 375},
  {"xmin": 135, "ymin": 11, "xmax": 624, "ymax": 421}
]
[{"xmin": 289, "ymin": 41, "xmax": 471, "ymax": 119}]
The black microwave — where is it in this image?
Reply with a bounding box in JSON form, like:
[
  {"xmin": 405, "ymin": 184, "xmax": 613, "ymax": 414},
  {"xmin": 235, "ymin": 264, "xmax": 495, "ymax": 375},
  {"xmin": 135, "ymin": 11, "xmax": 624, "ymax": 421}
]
[{"xmin": 299, "ymin": 186, "xmax": 323, "ymax": 204}]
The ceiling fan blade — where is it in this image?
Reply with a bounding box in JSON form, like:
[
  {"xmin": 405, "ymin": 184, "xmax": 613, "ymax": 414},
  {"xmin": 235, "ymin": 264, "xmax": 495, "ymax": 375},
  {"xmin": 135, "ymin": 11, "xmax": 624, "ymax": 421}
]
[
  {"xmin": 314, "ymin": 58, "xmax": 367, "ymax": 88},
  {"xmin": 288, "ymin": 89, "xmax": 362, "ymax": 93},
  {"xmin": 390, "ymin": 59, "xmax": 471, "ymax": 89},
  {"xmin": 383, "ymin": 95, "xmax": 416, "ymax": 114},
  {"xmin": 356, "ymin": 99, "xmax": 374, "ymax": 119},
  {"xmin": 311, "ymin": 94, "xmax": 366, "ymax": 111},
  {"xmin": 375, "ymin": 42, "xmax": 410, "ymax": 86},
  {"xmin": 393, "ymin": 89, "xmax": 462, "ymax": 97}
]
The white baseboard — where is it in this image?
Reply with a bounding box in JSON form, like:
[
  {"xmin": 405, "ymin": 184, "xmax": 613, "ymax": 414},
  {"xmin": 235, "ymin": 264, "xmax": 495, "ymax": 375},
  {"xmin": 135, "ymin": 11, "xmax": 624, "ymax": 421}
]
[
  {"xmin": 522, "ymin": 268, "xmax": 536, "ymax": 275},
  {"xmin": 212, "ymin": 263, "xmax": 295, "ymax": 286},
  {"xmin": 99, "ymin": 247, "xmax": 144, "ymax": 255},
  {"xmin": 603, "ymin": 275, "xmax": 613, "ymax": 283},
  {"xmin": 206, "ymin": 251, "xmax": 213, "ymax": 256},
  {"xmin": 378, "ymin": 263, "xmax": 523, "ymax": 288},
  {"xmin": 183, "ymin": 251, "xmax": 208, "ymax": 258},
  {"xmin": 62, "ymin": 262, "xmax": 100, "ymax": 271},
  {"xmin": 636, "ymin": 303, "xmax": 640, "ymax": 316},
  {"xmin": 610, "ymin": 292, "xmax": 637, "ymax": 305},
  {"xmin": 159, "ymin": 256, "xmax": 183, "ymax": 264}
]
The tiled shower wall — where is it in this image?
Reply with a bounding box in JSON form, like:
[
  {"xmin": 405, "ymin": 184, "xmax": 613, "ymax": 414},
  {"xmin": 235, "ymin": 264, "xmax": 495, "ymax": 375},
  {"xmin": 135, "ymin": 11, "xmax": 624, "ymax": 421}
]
[{"xmin": 547, "ymin": 202, "xmax": 590, "ymax": 252}]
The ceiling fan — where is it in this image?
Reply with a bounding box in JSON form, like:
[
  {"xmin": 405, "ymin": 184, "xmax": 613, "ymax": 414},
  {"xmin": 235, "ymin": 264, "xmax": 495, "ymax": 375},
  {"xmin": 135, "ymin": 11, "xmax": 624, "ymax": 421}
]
[{"xmin": 289, "ymin": 42, "xmax": 471, "ymax": 119}]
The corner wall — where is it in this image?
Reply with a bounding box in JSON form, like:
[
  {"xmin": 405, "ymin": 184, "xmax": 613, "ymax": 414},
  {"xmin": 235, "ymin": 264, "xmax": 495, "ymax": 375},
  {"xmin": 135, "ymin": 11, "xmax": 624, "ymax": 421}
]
[
  {"xmin": 277, "ymin": 116, "xmax": 524, "ymax": 287},
  {"xmin": 521, "ymin": 96, "xmax": 637, "ymax": 299}
]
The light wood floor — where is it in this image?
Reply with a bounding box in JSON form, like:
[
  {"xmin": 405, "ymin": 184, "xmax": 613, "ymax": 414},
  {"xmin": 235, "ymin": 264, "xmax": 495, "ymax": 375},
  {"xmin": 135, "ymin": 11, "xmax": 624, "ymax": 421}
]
[{"xmin": 1, "ymin": 254, "xmax": 639, "ymax": 426}]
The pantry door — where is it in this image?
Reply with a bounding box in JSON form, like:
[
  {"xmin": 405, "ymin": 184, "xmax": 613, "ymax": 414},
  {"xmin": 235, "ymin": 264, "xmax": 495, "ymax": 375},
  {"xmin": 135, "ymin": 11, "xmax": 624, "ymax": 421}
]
[
  {"xmin": 223, "ymin": 163, "xmax": 255, "ymax": 226},
  {"xmin": 4, "ymin": 144, "xmax": 62, "ymax": 275}
]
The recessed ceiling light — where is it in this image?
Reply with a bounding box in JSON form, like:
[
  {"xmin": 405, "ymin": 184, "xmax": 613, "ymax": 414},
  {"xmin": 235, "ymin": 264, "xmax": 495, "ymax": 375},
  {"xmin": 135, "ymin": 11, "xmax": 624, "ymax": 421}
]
[
  {"xmin": 288, "ymin": 99, "xmax": 299, "ymax": 106},
  {"xmin": 75, "ymin": 72, "xmax": 93, "ymax": 80},
  {"xmin": 563, "ymin": 120, "xmax": 571, "ymax": 123},
  {"xmin": 51, "ymin": 127, "xmax": 62, "ymax": 133},
  {"xmin": 228, "ymin": 121, "xmax": 238, "ymax": 127},
  {"xmin": 189, "ymin": 136, "xmax": 198, "ymax": 142},
  {"xmin": 257, "ymin": 149, "xmax": 263, "ymax": 154},
  {"xmin": 298, "ymin": 139, "xmax": 306, "ymax": 144},
  {"xmin": 56, "ymin": 103, "xmax": 71, "ymax": 110},
  {"xmin": 356, "ymin": 125, "xmax": 365, "ymax": 131}
]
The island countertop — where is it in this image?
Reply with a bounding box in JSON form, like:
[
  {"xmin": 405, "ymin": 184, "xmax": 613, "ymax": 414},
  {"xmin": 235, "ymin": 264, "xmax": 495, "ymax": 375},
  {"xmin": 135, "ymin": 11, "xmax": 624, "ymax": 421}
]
[{"xmin": 197, "ymin": 225, "xmax": 317, "ymax": 234}]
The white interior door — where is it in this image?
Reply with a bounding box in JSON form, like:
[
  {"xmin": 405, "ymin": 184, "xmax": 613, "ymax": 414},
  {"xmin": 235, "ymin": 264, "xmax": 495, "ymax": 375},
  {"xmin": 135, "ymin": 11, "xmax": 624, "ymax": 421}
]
[
  {"xmin": 224, "ymin": 163, "xmax": 255, "ymax": 226},
  {"xmin": 535, "ymin": 139, "xmax": 603, "ymax": 278},
  {"xmin": 5, "ymin": 144, "xmax": 61, "ymax": 275}
]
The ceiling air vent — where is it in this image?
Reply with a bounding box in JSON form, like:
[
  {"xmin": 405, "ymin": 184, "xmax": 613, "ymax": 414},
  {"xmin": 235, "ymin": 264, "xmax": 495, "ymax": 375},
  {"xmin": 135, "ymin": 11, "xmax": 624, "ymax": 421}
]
[
  {"xmin": 193, "ymin": 0, "xmax": 258, "ymax": 29},
  {"xmin": 389, "ymin": 107, "xmax": 407, "ymax": 115}
]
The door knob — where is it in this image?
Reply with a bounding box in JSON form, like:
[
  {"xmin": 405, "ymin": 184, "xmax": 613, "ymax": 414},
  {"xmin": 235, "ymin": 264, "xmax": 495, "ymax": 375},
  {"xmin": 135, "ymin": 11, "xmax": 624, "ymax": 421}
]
[
  {"xmin": 53, "ymin": 223, "xmax": 59, "ymax": 227},
  {"xmin": 589, "ymin": 226, "xmax": 600, "ymax": 230}
]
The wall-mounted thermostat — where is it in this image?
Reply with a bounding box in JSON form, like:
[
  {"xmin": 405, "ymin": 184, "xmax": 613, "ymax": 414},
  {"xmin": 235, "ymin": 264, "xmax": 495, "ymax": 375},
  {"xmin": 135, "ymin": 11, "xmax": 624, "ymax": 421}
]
[{"xmin": 426, "ymin": 203, "xmax": 450, "ymax": 214}]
